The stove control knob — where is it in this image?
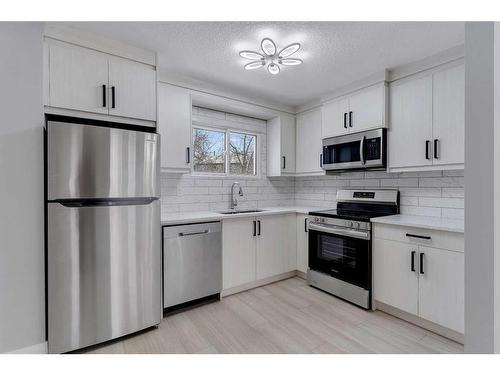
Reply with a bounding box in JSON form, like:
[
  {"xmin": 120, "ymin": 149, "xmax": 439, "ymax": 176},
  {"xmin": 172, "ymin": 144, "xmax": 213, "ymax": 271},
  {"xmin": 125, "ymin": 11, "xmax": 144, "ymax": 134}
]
[
  {"xmin": 349, "ymin": 221, "xmax": 354, "ymax": 228},
  {"xmin": 321, "ymin": 218, "xmax": 326, "ymax": 223},
  {"xmin": 355, "ymin": 222, "xmax": 360, "ymax": 229}
]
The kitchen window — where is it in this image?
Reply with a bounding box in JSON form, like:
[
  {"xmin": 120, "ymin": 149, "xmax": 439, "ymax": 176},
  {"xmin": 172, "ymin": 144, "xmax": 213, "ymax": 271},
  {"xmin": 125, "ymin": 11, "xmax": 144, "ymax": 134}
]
[{"xmin": 192, "ymin": 126, "xmax": 257, "ymax": 176}]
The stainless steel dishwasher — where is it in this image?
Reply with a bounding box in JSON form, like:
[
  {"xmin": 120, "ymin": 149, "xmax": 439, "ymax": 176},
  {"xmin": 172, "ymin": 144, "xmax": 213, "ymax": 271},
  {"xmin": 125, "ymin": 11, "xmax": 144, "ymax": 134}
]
[{"xmin": 163, "ymin": 221, "xmax": 222, "ymax": 309}]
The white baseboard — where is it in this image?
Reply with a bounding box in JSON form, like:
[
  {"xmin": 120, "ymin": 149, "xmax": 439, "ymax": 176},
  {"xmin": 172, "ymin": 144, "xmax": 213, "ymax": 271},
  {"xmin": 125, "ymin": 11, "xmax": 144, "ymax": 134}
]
[
  {"xmin": 375, "ymin": 300, "xmax": 464, "ymax": 344},
  {"xmin": 5, "ymin": 341, "xmax": 48, "ymax": 354}
]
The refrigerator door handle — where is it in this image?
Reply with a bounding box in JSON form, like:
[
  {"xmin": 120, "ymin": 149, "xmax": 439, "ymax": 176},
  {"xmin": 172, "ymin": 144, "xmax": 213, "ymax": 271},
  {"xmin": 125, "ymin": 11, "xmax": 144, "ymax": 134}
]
[{"xmin": 52, "ymin": 197, "xmax": 158, "ymax": 207}]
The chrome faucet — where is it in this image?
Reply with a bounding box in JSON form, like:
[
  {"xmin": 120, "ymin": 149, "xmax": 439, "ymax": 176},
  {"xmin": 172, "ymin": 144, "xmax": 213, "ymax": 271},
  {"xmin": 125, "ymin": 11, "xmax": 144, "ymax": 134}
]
[{"xmin": 230, "ymin": 182, "xmax": 244, "ymax": 210}]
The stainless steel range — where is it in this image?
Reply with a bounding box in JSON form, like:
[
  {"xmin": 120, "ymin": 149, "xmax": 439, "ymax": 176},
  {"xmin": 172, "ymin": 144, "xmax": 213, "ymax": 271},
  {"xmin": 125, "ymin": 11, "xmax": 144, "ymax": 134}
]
[{"xmin": 307, "ymin": 189, "xmax": 399, "ymax": 309}]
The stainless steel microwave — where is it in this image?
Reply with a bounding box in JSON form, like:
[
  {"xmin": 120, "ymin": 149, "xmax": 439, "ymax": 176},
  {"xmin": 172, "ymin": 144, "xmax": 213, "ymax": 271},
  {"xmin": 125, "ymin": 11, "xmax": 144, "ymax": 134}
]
[{"xmin": 322, "ymin": 128, "xmax": 386, "ymax": 172}]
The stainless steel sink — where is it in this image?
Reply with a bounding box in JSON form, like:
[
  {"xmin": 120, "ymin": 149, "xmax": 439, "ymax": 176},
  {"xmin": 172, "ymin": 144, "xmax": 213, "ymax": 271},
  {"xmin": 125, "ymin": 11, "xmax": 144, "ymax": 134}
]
[{"xmin": 218, "ymin": 209, "xmax": 265, "ymax": 215}]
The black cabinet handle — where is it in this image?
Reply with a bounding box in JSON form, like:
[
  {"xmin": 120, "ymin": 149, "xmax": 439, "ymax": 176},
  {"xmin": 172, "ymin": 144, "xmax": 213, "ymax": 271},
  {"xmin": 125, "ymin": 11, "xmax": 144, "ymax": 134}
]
[
  {"xmin": 253, "ymin": 221, "xmax": 256, "ymax": 237},
  {"xmin": 411, "ymin": 251, "xmax": 416, "ymax": 272},
  {"xmin": 349, "ymin": 111, "xmax": 353, "ymax": 127},
  {"xmin": 111, "ymin": 86, "xmax": 116, "ymax": 108},
  {"xmin": 434, "ymin": 139, "xmax": 439, "ymax": 159},
  {"xmin": 406, "ymin": 233, "xmax": 431, "ymax": 240},
  {"xmin": 186, "ymin": 147, "xmax": 190, "ymax": 164},
  {"xmin": 343, "ymin": 113, "xmax": 347, "ymax": 128},
  {"xmin": 319, "ymin": 154, "xmax": 323, "ymax": 168},
  {"xmin": 102, "ymin": 85, "xmax": 107, "ymax": 107},
  {"xmin": 425, "ymin": 140, "xmax": 431, "ymax": 160},
  {"xmin": 304, "ymin": 218, "xmax": 308, "ymax": 233},
  {"xmin": 257, "ymin": 220, "xmax": 261, "ymax": 236},
  {"xmin": 282, "ymin": 156, "xmax": 286, "ymax": 170},
  {"xmin": 420, "ymin": 252, "xmax": 425, "ymax": 274}
]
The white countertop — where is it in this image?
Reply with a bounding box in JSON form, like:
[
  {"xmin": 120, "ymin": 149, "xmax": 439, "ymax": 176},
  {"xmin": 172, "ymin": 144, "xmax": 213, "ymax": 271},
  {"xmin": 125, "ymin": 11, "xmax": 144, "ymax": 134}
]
[
  {"xmin": 371, "ymin": 214, "xmax": 464, "ymax": 233},
  {"xmin": 161, "ymin": 206, "xmax": 332, "ymax": 226}
]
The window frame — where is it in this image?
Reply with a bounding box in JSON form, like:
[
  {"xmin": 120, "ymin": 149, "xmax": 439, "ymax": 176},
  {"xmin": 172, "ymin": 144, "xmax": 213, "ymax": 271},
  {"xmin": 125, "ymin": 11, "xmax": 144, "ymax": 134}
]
[{"xmin": 191, "ymin": 121, "xmax": 259, "ymax": 178}]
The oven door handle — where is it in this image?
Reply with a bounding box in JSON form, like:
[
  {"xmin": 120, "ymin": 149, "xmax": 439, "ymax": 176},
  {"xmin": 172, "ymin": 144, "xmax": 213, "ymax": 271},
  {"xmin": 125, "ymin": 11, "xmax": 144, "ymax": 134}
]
[{"xmin": 308, "ymin": 223, "xmax": 370, "ymax": 240}]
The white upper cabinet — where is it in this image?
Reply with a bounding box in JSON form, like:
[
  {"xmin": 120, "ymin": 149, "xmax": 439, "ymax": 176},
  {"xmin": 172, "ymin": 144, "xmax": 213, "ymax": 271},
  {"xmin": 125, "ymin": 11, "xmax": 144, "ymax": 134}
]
[
  {"xmin": 388, "ymin": 62, "xmax": 464, "ymax": 172},
  {"xmin": 267, "ymin": 114, "xmax": 296, "ymax": 176},
  {"xmin": 432, "ymin": 64, "xmax": 465, "ymax": 167},
  {"xmin": 388, "ymin": 75, "xmax": 433, "ymax": 169},
  {"xmin": 296, "ymin": 108, "xmax": 324, "ymax": 176},
  {"xmin": 347, "ymin": 84, "xmax": 386, "ymax": 132},
  {"xmin": 321, "ymin": 82, "xmax": 387, "ymax": 138},
  {"xmin": 321, "ymin": 97, "xmax": 349, "ymax": 138},
  {"xmin": 108, "ymin": 57, "xmax": 156, "ymax": 121},
  {"xmin": 158, "ymin": 83, "xmax": 192, "ymax": 173},
  {"xmin": 46, "ymin": 40, "xmax": 157, "ymax": 123},
  {"xmin": 49, "ymin": 42, "xmax": 109, "ymax": 115}
]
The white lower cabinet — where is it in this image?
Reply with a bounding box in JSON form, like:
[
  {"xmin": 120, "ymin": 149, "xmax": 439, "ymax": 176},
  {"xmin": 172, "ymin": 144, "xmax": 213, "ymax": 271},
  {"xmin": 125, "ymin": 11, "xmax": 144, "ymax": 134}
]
[
  {"xmin": 222, "ymin": 217, "xmax": 257, "ymax": 290},
  {"xmin": 223, "ymin": 214, "xmax": 297, "ymax": 291},
  {"xmin": 296, "ymin": 214, "xmax": 309, "ymax": 274},
  {"xmin": 373, "ymin": 238, "xmax": 419, "ymax": 315},
  {"xmin": 418, "ymin": 246, "xmax": 464, "ymax": 333},
  {"xmin": 373, "ymin": 224, "xmax": 464, "ymax": 334}
]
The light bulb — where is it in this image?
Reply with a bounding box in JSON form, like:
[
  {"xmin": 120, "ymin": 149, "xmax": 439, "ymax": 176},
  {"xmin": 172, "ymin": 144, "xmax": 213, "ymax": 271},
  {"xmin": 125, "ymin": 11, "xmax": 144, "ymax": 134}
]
[
  {"xmin": 267, "ymin": 63, "xmax": 280, "ymax": 75},
  {"xmin": 279, "ymin": 58, "xmax": 303, "ymax": 66},
  {"xmin": 239, "ymin": 51, "xmax": 264, "ymax": 60},
  {"xmin": 244, "ymin": 61, "xmax": 265, "ymax": 70},
  {"xmin": 278, "ymin": 43, "xmax": 300, "ymax": 58},
  {"xmin": 261, "ymin": 38, "xmax": 276, "ymax": 56}
]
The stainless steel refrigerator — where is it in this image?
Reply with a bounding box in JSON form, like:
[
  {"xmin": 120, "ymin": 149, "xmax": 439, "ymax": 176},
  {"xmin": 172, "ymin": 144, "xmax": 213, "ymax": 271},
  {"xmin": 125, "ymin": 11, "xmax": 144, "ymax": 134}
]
[{"xmin": 46, "ymin": 118, "xmax": 161, "ymax": 353}]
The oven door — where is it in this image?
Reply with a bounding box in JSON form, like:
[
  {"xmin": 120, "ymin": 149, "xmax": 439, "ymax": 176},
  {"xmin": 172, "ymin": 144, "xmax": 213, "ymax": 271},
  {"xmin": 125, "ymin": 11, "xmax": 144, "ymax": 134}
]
[
  {"xmin": 308, "ymin": 222, "xmax": 371, "ymax": 289},
  {"xmin": 322, "ymin": 128, "xmax": 385, "ymax": 171}
]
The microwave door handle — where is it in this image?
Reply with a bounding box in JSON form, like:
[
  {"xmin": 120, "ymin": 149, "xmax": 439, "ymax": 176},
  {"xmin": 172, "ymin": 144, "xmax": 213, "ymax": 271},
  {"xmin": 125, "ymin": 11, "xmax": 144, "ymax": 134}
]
[{"xmin": 360, "ymin": 136, "xmax": 366, "ymax": 165}]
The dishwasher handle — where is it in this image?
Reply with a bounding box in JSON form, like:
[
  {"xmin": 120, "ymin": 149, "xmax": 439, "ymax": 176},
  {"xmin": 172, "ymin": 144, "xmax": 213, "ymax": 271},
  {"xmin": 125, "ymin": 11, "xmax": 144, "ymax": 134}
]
[{"xmin": 179, "ymin": 229, "xmax": 209, "ymax": 237}]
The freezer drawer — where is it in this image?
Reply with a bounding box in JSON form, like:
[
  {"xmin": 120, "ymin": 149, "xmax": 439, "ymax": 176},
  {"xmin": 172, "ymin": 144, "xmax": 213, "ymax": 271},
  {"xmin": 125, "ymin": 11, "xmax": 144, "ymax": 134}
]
[
  {"xmin": 47, "ymin": 120, "xmax": 159, "ymax": 200},
  {"xmin": 163, "ymin": 222, "xmax": 222, "ymax": 308},
  {"xmin": 47, "ymin": 200, "xmax": 161, "ymax": 353}
]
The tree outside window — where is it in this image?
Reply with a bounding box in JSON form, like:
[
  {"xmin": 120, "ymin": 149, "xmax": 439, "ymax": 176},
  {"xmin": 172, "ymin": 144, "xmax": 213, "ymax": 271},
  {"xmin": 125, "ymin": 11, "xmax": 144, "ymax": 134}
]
[{"xmin": 192, "ymin": 127, "xmax": 257, "ymax": 176}]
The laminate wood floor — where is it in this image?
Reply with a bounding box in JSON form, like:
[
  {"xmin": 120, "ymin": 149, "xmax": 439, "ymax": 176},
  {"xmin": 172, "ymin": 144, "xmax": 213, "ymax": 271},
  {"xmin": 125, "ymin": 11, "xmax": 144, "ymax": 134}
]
[{"xmin": 82, "ymin": 277, "xmax": 463, "ymax": 354}]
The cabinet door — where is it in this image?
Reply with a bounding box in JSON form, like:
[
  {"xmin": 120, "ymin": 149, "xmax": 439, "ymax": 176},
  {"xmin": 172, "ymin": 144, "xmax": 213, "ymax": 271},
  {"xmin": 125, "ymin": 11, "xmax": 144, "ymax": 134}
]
[
  {"xmin": 322, "ymin": 97, "xmax": 349, "ymax": 138},
  {"xmin": 108, "ymin": 57, "xmax": 156, "ymax": 121},
  {"xmin": 296, "ymin": 214, "xmax": 309, "ymax": 274},
  {"xmin": 222, "ymin": 218, "xmax": 256, "ymax": 290},
  {"xmin": 388, "ymin": 75, "xmax": 433, "ymax": 169},
  {"xmin": 295, "ymin": 109, "xmax": 324, "ymax": 175},
  {"xmin": 49, "ymin": 43, "xmax": 108, "ymax": 114},
  {"xmin": 347, "ymin": 84, "xmax": 385, "ymax": 132},
  {"xmin": 256, "ymin": 214, "xmax": 296, "ymax": 279},
  {"xmin": 158, "ymin": 83, "xmax": 192, "ymax": 172},
  {"xmin": 373, "ymin": 238, "xmax": 419, "ymax": 315},
  {"xmin": 432, "ymin": 64, "xmax": 465, "ymax": 166},
  {"xmin": 418, "ymin": 246, "xmax": 464, "ymax": 333},
  {"xmin": 280, "ymin": 115, "xmax": 296, "ymax": 174}
]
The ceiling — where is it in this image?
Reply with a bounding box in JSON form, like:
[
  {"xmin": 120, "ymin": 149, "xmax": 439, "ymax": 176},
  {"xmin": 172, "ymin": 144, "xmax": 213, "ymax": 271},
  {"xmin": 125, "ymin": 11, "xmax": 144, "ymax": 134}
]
[{"xmin": 64, "ymin": 22, "xmax": 465, "ymax": 109}]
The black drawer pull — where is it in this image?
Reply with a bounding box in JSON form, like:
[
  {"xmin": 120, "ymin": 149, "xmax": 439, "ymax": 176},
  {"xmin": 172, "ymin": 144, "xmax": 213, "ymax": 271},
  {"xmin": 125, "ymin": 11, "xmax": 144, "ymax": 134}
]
[
  {"xmin": 257, "ymin": 220, "xmax": 261, "ymax": 236},
  {"xmin": 253, "ymin": 221, "xmax": 256, "ymax": 237},
  {"xmin": 343, "ymin": 112, "xmax": 347, "ymax": 128},
  {"xmin": 111, "ymin": 86, "xmax": 116, "ymax": 108},
  {"xmin": 406, "ymin": 233, "xmax": 431, "ymax": 240},
  {"xmin": 411, "ymin": 250, "xmax": 416, "ymax": 272},
  {"xmin": 425, "ymin": 140, "xmax": 431, "ymax": 160},
  {"xmin": 304, "ymin": 218, "xmax": 308, "ymax": 233},
  {"xmin": 349, "ymin": 111, "xmax": 353, "ymax": 127}
]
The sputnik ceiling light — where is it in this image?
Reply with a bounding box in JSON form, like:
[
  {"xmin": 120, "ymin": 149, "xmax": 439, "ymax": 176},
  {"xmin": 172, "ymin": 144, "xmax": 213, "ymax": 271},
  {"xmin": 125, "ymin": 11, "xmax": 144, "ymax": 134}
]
[{"xmin": 239, "ymin": 38, "xmax": 302, "ymax": 75}]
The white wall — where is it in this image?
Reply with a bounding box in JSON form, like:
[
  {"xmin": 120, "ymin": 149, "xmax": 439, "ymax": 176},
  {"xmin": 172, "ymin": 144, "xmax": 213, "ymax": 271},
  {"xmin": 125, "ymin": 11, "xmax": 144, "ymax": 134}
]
[
  {"xmin": 0, "ymin": 23, "xmax": 45, "ymax": 353},
  {"xmin": 464, "ymin": 21, "xmax": 500, "ymax": 354}
]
